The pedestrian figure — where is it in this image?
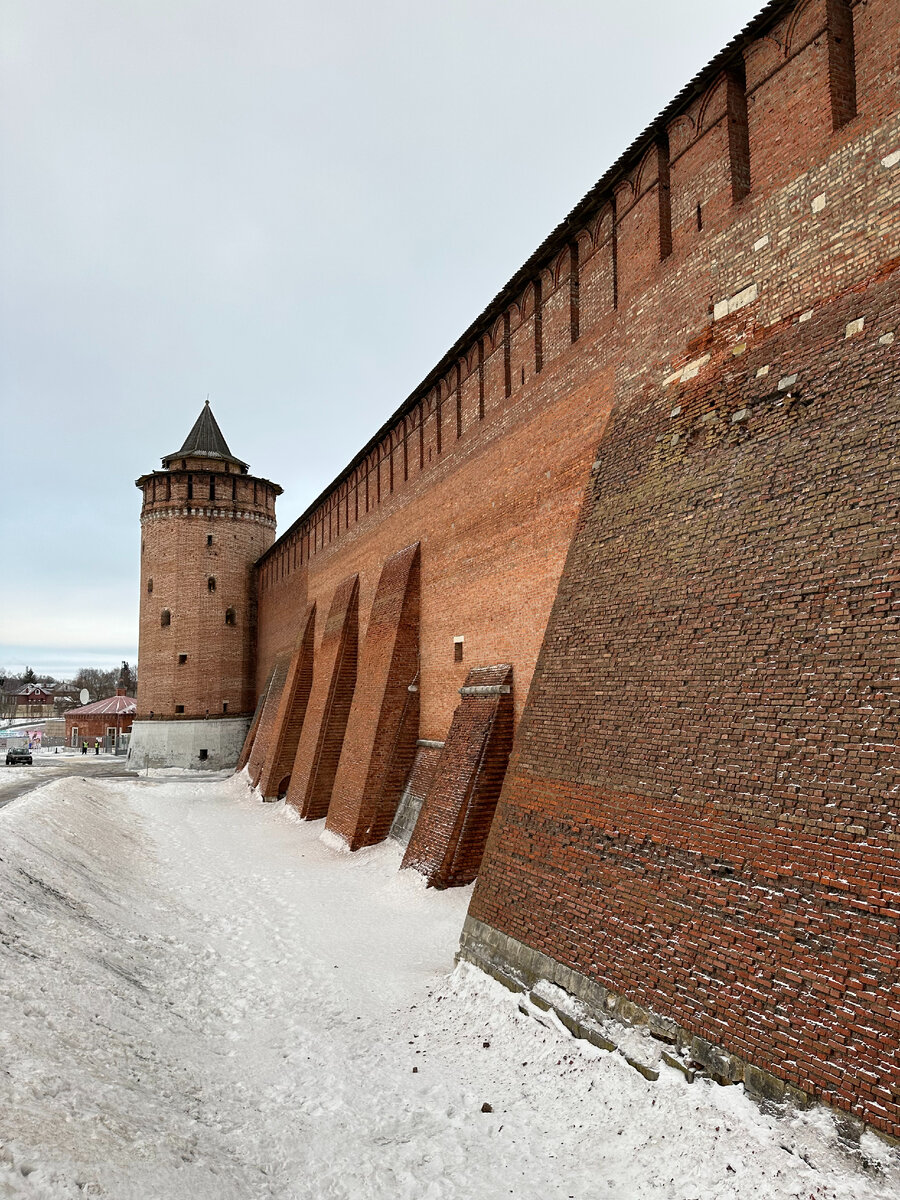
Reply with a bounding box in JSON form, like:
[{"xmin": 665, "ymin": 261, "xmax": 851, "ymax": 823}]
[
  {"xmin": 94, "ymin": 739, "xmax": 100, "ymax": 755},
  {"xmin": 82, "ymin": 740, "xmax": 87, "ymax": 756}
]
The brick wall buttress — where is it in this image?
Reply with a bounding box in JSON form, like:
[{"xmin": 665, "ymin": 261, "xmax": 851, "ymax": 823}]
[
  {"xmin": 389, "ymin": 742, "xmax": 444, "ymax": 847},
  {"xmin": 257, "ymin": 603, "xmax": 316, "ymax": 800},
  {"xmin": 403, "ymin": 664, "xmax": 514, "ymax": 887},
  {"xmin": 326, "ymin": 543, "xmax": 421, "ymax": 848},
  {"xmin": 285, "ymin": 574, "xmax": 359, "ymax": 820},
  {"xmin": 235, "ymin": 672, "xmax": 273, "ymax": 772},
  {"xmin": 247, "ymin": 654, "xmax": 291, "ymax": 787}
]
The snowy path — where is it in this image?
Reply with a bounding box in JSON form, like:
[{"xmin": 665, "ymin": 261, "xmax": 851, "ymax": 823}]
[
  {"xmin": 0, "ymin": 774, "xmax": 896, "ymax": 1200},
  {"xmin": 0, "ymin": 755, "xmax": 133, "ymax": 810}
]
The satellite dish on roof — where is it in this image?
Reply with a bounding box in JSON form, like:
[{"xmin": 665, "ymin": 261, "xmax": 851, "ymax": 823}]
[{"xmin": 79, "ymin": 689, "xmax": 90, "ymax": 705}]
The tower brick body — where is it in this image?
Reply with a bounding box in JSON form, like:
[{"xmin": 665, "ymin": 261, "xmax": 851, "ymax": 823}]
[{"xmin": 131, "ymin": 403, "xmax": 281, "ymax": 767}]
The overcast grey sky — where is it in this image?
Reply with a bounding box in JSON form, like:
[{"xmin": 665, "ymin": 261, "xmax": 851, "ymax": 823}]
[{"xmin": 1, "ymin": 0, "xmax": 764, "ymax": 679}]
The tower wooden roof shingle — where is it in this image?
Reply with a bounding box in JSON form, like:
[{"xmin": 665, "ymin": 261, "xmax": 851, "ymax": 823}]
[{"xmin": 162, "ymin": 400, "xmax": 249, "ymax": 472}]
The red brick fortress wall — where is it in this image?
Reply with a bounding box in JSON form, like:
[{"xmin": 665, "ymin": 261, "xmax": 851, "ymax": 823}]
[
  {"xmin": 241, "ymin": 0, "xmax": 900, "ymax": 1136},
  {"xmin": 253, "ymin": 331, "xmax": 611, "ymax": 744},
  {"xmin": 471, "ymin": 273, "xmax": 900, "ymax": 1135},
  {"xmin": 466, "ymin": 0, "xmax": 900, "ymax": 1139}
]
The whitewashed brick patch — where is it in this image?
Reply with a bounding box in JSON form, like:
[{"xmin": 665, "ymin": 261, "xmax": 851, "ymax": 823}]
[{"xmin": 713, "ymin": 284, "xmax": 758, "ymax": 322}]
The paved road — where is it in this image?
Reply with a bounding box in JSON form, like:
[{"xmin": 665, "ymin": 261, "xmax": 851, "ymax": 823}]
[{"xmin": 0, "ymin": 755, "xmax": 138, "ymax": 810}]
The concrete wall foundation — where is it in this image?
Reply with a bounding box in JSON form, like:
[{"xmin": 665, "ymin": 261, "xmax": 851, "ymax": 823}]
[{"xmin": 127, "ymin": 717, "xmax": 251, "ymax": 771}]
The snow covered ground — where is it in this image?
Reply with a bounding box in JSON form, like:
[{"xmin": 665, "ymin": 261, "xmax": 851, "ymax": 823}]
[
  {"xmin": 0, "ymin": 773, "xmax": 896, "ymax": 1200},
  {"xmin": 0, "ymin": 751, "xmax": 130, "ymax": 811}
]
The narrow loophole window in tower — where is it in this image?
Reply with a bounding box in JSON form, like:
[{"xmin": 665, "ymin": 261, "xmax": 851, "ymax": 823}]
[
  {"xmin": 453, "ymin": 636, "xmax": 464, "ymax": 663},
  {"xmin": 160, "ymin": 609, "xmax": 171, "ymax": 627},
  {"xmin": 225, "ymin": 607, "xmax": 236, "ymax": 626},
  {"xmin": 208, "ymin": 576, "xmax": 216, "ymax": 592},
  {"xmin": 827, "ymin": 0, "xmax": 857, "ymax": 130},
  {"xmin": 147, "ymin": 578, "xmax": 153, "ymax": 594},
  {"xmin": 178, "ymin": 653, "xmax": 187, "ymax": 665}
]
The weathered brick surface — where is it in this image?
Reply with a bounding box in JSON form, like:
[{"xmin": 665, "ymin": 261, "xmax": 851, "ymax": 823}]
[
  {"xmin": 471, "ymin": 271, "xmax": 900, "ymax": 1136},
  {"xmin": 257, "ymin": 604, "xmax": 316, "ymax": 799},
  {"xmin": 325, "ymin": 544, "xmax": 420, "ymax": 847},
  {"xmin": 285, "ymin": 574, "xmax": 359, "ymax": 819},
  {"xmin": 403, "ymin": 665, "xmax": 514, "ymax": 887}
]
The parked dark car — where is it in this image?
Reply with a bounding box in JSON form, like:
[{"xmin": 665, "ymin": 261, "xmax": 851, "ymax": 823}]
[{"xmin": 5, "ymin": 747, "xmax": 33, "ymax": 766}]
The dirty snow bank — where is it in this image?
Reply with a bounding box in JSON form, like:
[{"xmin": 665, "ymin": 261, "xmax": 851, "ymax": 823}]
[{"xmin": 0, "ymin": 773, "xmax": 896, "ymax": 1199}]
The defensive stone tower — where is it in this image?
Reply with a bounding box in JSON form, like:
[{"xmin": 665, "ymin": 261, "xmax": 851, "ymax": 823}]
[{"xmin": 129, "ymin": 401, "xmax": 281, "ymax": 768}]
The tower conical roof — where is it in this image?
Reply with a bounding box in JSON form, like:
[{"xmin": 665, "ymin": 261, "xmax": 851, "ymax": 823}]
[{"xmin": 162, "ymin": 400, "xmax": 248, "ymax": 471}]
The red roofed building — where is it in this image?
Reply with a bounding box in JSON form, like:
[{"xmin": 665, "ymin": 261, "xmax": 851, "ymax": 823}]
[{"xmin": 65, "ymin": 689, "xmax": 137, "ymax": 750}]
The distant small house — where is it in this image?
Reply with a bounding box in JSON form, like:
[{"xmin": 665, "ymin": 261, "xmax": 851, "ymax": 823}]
[
  {"xmin": 3, "ymin": 684, "xmax": 75, "ymax": 719},
  {"xmin": 65, "ymin": 690, "xmax": 137, "ymax": 749},
  {"xmin": 13, "ymin": 684, "xmax": 54, "ymax": 708}
]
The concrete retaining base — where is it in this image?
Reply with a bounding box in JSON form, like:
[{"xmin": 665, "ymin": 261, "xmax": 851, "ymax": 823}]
[{"xmin": 127, "ymin": 717, "xmax": 251, "ymax": 771}]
